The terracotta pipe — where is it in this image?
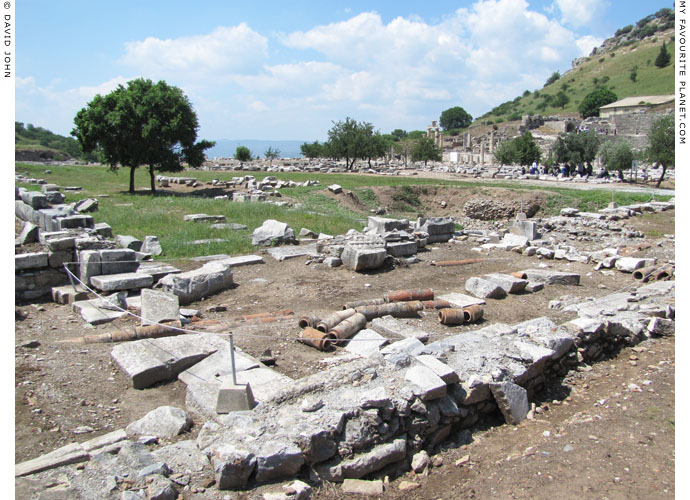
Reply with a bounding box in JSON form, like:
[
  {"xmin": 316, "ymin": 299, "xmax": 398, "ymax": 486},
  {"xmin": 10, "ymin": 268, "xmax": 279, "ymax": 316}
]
[
  {"xmin": 328, "ymin": 312, "xmax": 367, "ymax": 340},
  {"xmin": 355, "ymin": 301, "xmax": 423, "ymax": 321},
  {"xmin": 510, "ymin": 272, "xmax": 527, "ymax": 279},
  {"xmin": 298, "ymin": 327, "xmax": 336, "ymax": 351},
  {"xmin": 384, "ymin": 288, "xmax": 434, "ymax": 303},
  {"xmin": 463, "ymin": 304, "xmax": 484, "ymax": 323},
  {"xmin": 61, "ymin": 320, "xmax": 184, "ymax": 344},
  {"xmin": 438, "ymin": 308, "xmax": 465, "ymax": 325},
  {"xmin": 431, "ymin": 258, "xmax": 485, "ymax": 267},
  {"xmin": 316, "ymin": 308, "xmax": 357, "ymax": 333},
  {"xmin": 241, "ymin": 309, "xmax": 293, "ymax": 321},
  {"xmin": 298, "ymin": 315, "xmax": 321, "ymax": 329},
  {"xmin": 343, "ymin": 298, "xmax": 386, "ymax": 310},
  {"xmin": 422, "ymin": 300, "xmax": 452, "ymax": 310},
  {"xmin": 632, "ymin": 266, "xmax": 656, "ymax": 281}
]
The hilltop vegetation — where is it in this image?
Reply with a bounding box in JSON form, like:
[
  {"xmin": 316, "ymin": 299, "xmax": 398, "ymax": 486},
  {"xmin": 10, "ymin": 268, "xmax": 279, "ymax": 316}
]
[
  {"xmin": 15, "ymin": 122, "xmax": 95, "ymax": 161},
  {"xmin": 473, "ymin": 8, "xmax": 675, "ymax": 127}
]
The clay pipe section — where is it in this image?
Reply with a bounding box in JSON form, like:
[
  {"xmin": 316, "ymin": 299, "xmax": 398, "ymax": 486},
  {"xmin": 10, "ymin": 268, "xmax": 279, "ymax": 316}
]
[
  {"xmin": 62, "ymin": 320, "xmax": 184, "ymax": 344},
  {"xmin": 383, "ymin": 288, "xmax": 434, "ymax": 303},
  {"xmin": 438, "ymin": 308, "xmax": 465, "ymax": 325},
  {"xmin": 328, "ymin": 312, "xmax": 367, "ymax": 340},
  {"xmin": 298, "ymin": 327, "xmax": 335, "ymax": 351},
  {"xmin": 355, "ymin": 301, "xmax": 423, "ymax": 321},
  {"xmin": 633, "ymin": 265, "xmax": 670, "ymax": 282},
  {"xmin": 422, "ymin": 299, "xmax": 452, "ymax": 310},
  {"xmin": 463, "ymin": 304, "xmax": 484, "ymax": 323},
  {"xmin": 343, "ymin": 298, "xmax": 386, "ymax": 310},
  {"xmin": 316, "ymin": 308, "xmax": 357, "ymax": 333},
  {"xmin": 511, "ymin": 271, "xmax": 527, "ymax": 279},
  {"xmin": 298, "ymin": 315, "xmax": 321, "ymax": 329}
]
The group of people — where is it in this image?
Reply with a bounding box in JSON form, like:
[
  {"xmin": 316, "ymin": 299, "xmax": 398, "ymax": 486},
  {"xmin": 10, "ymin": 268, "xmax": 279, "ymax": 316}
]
[{"xmin": 521, "ymin": 161, "xmax": 609, "ymax": 179}]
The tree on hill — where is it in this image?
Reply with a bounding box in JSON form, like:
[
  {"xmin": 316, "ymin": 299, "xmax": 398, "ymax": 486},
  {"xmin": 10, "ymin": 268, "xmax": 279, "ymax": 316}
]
[
  {"xmin": 599, "ymin": 140, "xmax": 634, "ymax": 180},
  {"xmin": 264, "ymin": 146, "xmax": 280, "ymax": 165},
  {"xmin": 235, "ymin": 145, "xmax": 252, "ymax": 163},
  {"xmin": 644, "ymin": 114, "xmax": 674, "ymax": 187},
  {"xmin": 553, "ymin": 91, "xmax": 570, "ymax": 109},
  {"xmin": 578, "ymin": 87, "xmax": 618, "ymax": 118},
  {"xmin": 411, "ymin": 136, "xmax": 442, "ymax": 166},
  {"xmin": 655, "ymin": 41, "xmax": 670, "ymax": 68},
  {"xmin": 439, "ymin": 106, "xmax": 473, "ymax": 130},
  {"xmin": 72, "ymin": 78, "xmax": 214, "ymax": 193},
  {"xmin": 544, "ymin": 71, "xmax": 560, "ymax": 86}
]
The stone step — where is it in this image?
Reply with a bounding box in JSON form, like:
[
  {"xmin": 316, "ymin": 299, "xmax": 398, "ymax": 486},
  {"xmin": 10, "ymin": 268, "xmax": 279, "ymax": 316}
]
[{"xmin": 90, "ymin": 272, "xmax": 154, "ymax": 292}]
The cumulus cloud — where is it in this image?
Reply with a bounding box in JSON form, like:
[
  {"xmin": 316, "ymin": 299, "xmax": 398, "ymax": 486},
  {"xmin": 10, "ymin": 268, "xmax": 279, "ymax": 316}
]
[
  {"xmin": 122, "ymin": 24, "xmax": 268, "ymax": 75},
  {"xmin": 554, "ymin": 0, "xmax": 607, "ymax": 28},
  {"xmin": 576, "ymin": 35, "xmax": 604, "ymax": 56}
]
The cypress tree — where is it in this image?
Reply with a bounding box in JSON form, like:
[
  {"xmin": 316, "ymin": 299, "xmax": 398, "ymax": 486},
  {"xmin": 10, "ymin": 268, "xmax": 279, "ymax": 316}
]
[{"xmin": 655, "ymin": 41, "xmax": 670, "ymax": 68}]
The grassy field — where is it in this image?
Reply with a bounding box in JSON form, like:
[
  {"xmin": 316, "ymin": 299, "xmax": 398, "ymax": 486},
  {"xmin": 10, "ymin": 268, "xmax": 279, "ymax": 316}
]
[{"xmin": 16, "ymin": 163, "xmax": 671, "ymax": 259}]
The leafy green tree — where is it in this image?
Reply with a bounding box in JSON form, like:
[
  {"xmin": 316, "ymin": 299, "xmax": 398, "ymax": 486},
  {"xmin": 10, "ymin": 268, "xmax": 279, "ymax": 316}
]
[
  {"xmin": 72, "ymin": 78, "xmax": 213, "ymax": 193},
  {"xmin": 235, "ymin": 145, "xmax": 252, "ymax": 163},
  {"xmin": 655, "ymin": 41, "xmax": 670, "ymax": 68},
  {"xmin": 300, "ymin": 141, "xmax": 324, "ymax": 159},
  {"xmin": 512, "ymin": 132, "xmax": 542, "ymax": 166},
  {"xmin": 411, "ymin": 137, "xmax": 442, "ymax": 165},
  {"xmin": 439, "ymin": 106, "xmax": 473, "ymax": 130},
  {"xmin": 327, "ymin": 117, "xmax": 382, "ymax": 169},
  {"xmin": 553, "ymin": 91, "xmax": 570, "ymax": 109},
  {"xmin": 644, "ymin": 114, "xmax": 674, "ymax": 187},
  {"xmin": 407, "ymin": 130, "xmax": 426, "ymax": 140},
  {"xmin": 391, "ymin": 129, "xmax": 408, "ymax": 141},
  {"xmin": 599, "ymin": 140, "xmax": 634, "ymax": 180},
  {"xmin": 630, "ymin": 65, "xmax": 639, "ymax": 83},
  {"xmin": 545, "ymin": 71, "xmax": 560, "ymax": 86},
  {"xmin": 264, "ymin": 146, "xmax": 280, "ymax": 165},
  {"xmin": 552, "ymin": 130, "xmax": 601, "ymax": 169},
  {"xmin": 578, "ymin": 87, "xmax": 618, "ymax": 118},
  {"xmin": 393, "ymin": 138, "xmax": 415, "ymax": 167},
  {"xmin": 492, "ymin": 139, "xmax": 516, "ymax": 167}
]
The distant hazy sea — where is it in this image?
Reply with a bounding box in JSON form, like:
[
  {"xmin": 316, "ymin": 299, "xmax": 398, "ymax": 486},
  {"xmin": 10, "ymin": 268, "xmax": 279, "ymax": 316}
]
[{"xmin": 206, "ymin": 139, "xmax": 307, "ymax": 160}]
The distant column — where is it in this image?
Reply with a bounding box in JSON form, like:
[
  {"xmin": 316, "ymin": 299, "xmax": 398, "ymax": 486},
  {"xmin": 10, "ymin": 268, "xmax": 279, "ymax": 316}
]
[
  {"xmin": 489, "ymin": 131, "xmax": 495, "ymax": 153},
  {"xmin": 480, "ymin": 142, "xmax": 485, "ymax": 165}
]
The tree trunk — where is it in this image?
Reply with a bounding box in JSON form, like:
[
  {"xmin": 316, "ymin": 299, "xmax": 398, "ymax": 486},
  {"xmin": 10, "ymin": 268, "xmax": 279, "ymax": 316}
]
[
  {"xmin": 129, "ymin": 166, "xmax": 136, "ymax": 193},
  {"xmin": 655, "ymin": 165, "xmax": 667, "ymax": 188},
  {"xmin": 149, "ymin": 166, "xmax": 156, "ymax": 194}
]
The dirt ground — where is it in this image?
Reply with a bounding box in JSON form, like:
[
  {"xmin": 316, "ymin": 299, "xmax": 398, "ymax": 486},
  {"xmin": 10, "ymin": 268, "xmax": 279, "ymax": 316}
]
[{"xmin": 14, "ymin": 185, "xmax": 675, "ymax": 499}]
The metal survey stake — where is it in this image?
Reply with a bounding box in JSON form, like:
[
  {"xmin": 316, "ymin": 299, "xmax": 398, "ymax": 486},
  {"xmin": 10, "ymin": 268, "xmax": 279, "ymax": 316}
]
[{"xmin": 228, "ymin": 333, "xmax": 238, "ymax": 385}]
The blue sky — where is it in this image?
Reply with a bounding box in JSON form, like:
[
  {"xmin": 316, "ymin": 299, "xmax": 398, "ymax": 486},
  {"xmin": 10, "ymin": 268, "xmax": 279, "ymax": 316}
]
[{"xmin": 16, "ymin": 0, "xmax": 674, "ymax": 141}]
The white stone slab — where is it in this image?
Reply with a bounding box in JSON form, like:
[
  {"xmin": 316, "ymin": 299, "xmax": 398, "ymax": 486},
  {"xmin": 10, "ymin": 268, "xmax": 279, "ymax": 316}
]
[{"xmin": 437, "ymin": 293, "xmax": 486, "ymax": 308}]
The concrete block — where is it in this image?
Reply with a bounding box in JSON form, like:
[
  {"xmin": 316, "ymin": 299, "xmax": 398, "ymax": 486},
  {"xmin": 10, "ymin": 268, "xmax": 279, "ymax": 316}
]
[
  {"xmin": 141, "ymin": 236, "xmax": 163, "ymax": 256},
  {"xmin": 216, "ymin": 381, "xmax": 256, "ymax": 413},
  {"xmin": 157, "ymin": 260, "xmax": 235, "ymax": 304},
  {"xmin": 386, "ymin": 241, "xmax": 417, "ymax": 257},
  {"xmin": 367, "ymin": 216, "xmax": 409, "ymax": 234},
  {"xmin": 17, "ymin": 222, "xmax": 39, "ymax": 244},
  {"xmin": 141, "ymin": 289, "xmax": 179, "ymax": 326},
  {"xmin": 126, "ymin": 406, "xmax": 192, "ymax": 439},
  {"xmin": 251, "ymin": 219, "xmax": 296, "ymax": 246},
  {"xmin": 342, "ymin": 479, "xmax": 383, "ymax": 495},
  {"xmin": 48, "ymin": 250, "xmax": 73, "ymax": 268},
  {"xmin": 380, "ymin": 337, "xmax": 426, "ymax": 356},
  {"xmin": 47, "ymin": 236, "xmax": 76, "ymax": 251},
  {"xmin": 21, "ymin": 191, "xmax": 49, "ymax": 209},
  {"xmin": 615, "ymin": 257, "xmax": 656, "ymax": 273},
  {"xmin": 511, "ymin": 220, "xmax": 538, "ymax": 240},
  {"xmin": 90, "ymin": 272, "xmax": 153, "ymax": 292},
  {"xmin": 73, "ymin": 299, "xmax": 127, "ymax": 325},
  {"xmin": 51, "ymin": 285, "xmax": 89, "ymax": 305},
  {"xmin": 437, "ymin": 293, "xmax": 486, "ymax": 308},
  {"xmin": 116, "ymin": 235, "xmax": 144, "ymax": 252},
  {"xmin": 58, "ymin": 214, "xmax": 94, "ymax": 230},
  {"xmin": 93, "ymin": 222, "xmax": 113, "ymax": 237},
  {"xmin": 341, "ymin": 245, "xmax": 387, "ymax": 271},
  {"xmin": 79, "ymin": 250, "xmax": 102, "ymax": 285}
]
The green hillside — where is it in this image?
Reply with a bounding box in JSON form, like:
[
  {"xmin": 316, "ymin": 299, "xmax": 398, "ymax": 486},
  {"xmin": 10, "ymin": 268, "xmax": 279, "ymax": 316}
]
[
  {"xmin": 15, "ymin": 122, "xmax": 94, "ymax": 161},
  {"xmin": 473, "ymin": 13, "xmax": 674, "ymax": 127}
]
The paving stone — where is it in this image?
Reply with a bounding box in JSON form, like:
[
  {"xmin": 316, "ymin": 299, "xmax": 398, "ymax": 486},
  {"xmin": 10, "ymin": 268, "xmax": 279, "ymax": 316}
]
[
  {"xmin": 370, "ymin": 316, "xmax": 430, "ymax": 342},
  {"xmin": 73, "ymin": 299, "xmax": 127, "ymax": 325},
  {"xmin": 521, "ymin": 269, "xmax": 580, "ymax": 285},
  {"xmin": 405, "ymin": 364, "xmax": 447, "ymax": 400},
  {"xmin": 267, "ymin": 244, "xmax": 320, "ymax": 261},
  {"xmin": 436, "ymin": 293, "xmax": 485, "ymax": 308},
  {"xmin": 341, "ymin": 479, "xmax": 383, "ymax": 495},
  {"xmin": 90, "ymin": 272, "xmax": 153, "ymax": 292},
  {"xmin": 414, "ymin": 355, "xmax": 459, "ymax": 384},
  {"xmin": 141, "ymin": 289, "xmax": 180, "ymax": 326},
  {"xmin": 465, "ymin": 276, "xmax": 507, "ymax": 299},
  {"xmin": 344, "ymin": 329, "xmax": 389, "ymax": 357},
  {"xmin": 15, "ymin": 442, "xmax": 89, "ymax": 477},
  {"xmin": 111, "ymin": 333, "xmax": 226, "ymax": 389},
  {"xmin": 235, "ymin": 368, "xmax": 294, "ymax": 402},
  {"xmin": 491, "ymin": 381, "xmax": 529, "ymax": 425},
  {"xmin": 178, "ymin": 346, "xmax": 260, "ymax": 386}
]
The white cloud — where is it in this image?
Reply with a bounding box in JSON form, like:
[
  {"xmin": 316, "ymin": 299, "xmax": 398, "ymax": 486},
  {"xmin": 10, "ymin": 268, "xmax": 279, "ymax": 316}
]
[
  {"xmin": 576, "ymin": 35, "xmax": 604, "ymax": 56},
  {"xmin": 554, "ymin": 0, "xmax": 607, "ymax": 28},
  {"xmin": 122, "ymin": 24, "xmax": 268, "ymax": 75}
]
